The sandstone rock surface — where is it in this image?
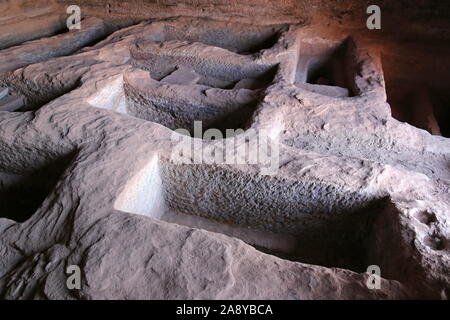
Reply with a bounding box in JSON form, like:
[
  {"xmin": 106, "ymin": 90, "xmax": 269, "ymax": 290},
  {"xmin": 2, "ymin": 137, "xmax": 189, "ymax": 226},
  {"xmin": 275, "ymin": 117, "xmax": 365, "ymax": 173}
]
[{"xmin": 0, "ymin": 2, "xmax": 449, "ymax": 300}]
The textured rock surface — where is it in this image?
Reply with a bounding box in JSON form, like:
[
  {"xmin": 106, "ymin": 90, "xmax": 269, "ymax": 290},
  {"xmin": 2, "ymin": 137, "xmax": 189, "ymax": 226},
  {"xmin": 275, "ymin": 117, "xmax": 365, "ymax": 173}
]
[{"xmin": 0, "ymin": 1, "xmax": 449, "ymax": 300}]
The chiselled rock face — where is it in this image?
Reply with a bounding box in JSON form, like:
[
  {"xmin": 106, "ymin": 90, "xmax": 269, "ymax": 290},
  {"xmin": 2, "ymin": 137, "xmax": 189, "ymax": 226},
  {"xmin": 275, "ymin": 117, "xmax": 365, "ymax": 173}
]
[{"xmin": 0, "ymin": 0, "xmax": 449, "ymax": 300}]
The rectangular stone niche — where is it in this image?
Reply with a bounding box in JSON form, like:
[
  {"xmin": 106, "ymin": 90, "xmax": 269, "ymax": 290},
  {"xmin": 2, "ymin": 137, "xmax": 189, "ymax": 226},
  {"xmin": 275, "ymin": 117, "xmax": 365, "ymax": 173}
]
[{"xmin": 382, "ymin": 48, "xmax": 450, "ymax": 138}]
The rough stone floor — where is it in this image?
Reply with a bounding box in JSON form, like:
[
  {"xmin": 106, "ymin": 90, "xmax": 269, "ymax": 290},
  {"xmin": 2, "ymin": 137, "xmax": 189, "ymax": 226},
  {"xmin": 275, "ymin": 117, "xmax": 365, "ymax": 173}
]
[{"xmin": 0, "ymin": 16, "xmax": 449, "ymax": 299}]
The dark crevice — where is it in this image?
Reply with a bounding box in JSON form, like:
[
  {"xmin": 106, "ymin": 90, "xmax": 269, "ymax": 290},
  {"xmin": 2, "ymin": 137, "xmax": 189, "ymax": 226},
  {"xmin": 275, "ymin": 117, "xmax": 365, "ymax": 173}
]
[
  {"xmin": 382, "ymin": 50, "xmax": 450, "ymax": 137},
  {"xmin": 0, "ymin": 153, "xmax": 75, "ymax": 223},
  {"xmin": 152, "ymin": 23, "xmax": 285, "ymax": 54}
]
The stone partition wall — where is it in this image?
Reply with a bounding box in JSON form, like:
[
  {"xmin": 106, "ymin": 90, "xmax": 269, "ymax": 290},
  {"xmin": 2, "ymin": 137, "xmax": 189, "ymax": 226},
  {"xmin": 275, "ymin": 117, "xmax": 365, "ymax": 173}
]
[{"xmin": 0, "ymin": 0, "xmax": 449, "ymax": 300}]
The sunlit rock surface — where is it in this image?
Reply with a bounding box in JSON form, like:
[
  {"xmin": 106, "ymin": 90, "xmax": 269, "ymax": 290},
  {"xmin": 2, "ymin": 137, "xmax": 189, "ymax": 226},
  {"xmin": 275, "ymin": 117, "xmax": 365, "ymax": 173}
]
[{"xmin": 0, "ymin": 0, "xmax": 449, "ymax": 300}]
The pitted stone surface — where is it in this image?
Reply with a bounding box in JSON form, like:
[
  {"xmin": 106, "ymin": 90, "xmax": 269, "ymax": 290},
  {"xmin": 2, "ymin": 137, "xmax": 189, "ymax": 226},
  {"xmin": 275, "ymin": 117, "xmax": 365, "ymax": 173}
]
[{"xmin": 0, "ymin": 12, "xmax": 449, "ymax": 300}]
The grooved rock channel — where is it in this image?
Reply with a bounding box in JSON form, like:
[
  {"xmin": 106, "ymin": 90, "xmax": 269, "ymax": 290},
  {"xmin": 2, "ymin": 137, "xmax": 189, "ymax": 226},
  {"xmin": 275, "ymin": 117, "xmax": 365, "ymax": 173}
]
[{"xmin": 0, "ymin": 1, "xmax": 449, "ymax": 300}]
